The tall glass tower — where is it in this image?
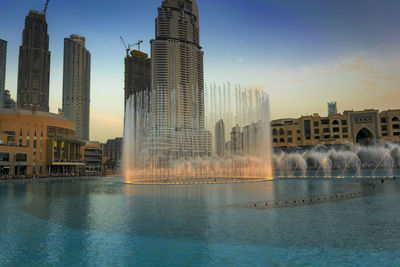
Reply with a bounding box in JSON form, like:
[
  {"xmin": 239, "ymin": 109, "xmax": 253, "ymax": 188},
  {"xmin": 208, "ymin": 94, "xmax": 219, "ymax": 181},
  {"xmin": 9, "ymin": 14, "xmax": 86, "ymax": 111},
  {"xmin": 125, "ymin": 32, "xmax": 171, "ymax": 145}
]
[
  {"xmin": 62, "ymin": 35, "xmax": 91, "ymax": 141},
  {"xmin": 151, "ymin": 0, "xmax": 204, "ymax": 130},
  {"xmin": 146, "ymin": 0, "xmax": 211, "ymax": 163}
]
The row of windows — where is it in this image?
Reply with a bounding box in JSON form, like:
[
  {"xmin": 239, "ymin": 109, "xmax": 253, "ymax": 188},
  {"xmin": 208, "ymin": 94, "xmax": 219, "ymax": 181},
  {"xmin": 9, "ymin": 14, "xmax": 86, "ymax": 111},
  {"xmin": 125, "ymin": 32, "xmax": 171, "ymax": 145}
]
[{"xmin": 381, "ymin": 117, "xmax": 399, "ymax": 123}]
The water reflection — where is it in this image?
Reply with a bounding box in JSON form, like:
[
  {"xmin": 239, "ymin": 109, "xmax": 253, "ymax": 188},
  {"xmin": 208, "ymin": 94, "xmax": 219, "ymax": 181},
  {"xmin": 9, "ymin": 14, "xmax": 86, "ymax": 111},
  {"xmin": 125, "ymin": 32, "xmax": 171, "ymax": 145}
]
[{"xmin": 0, "ymin": 177, "xmax": 400, "ymax": 265}]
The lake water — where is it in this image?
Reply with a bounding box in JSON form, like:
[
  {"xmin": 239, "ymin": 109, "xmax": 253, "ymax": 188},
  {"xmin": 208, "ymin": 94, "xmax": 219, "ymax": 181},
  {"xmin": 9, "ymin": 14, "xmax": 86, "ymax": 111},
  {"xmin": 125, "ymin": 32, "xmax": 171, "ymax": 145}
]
[{"xmin": 1, "ymin": 175, "xmax": 400, "ymax": 266}]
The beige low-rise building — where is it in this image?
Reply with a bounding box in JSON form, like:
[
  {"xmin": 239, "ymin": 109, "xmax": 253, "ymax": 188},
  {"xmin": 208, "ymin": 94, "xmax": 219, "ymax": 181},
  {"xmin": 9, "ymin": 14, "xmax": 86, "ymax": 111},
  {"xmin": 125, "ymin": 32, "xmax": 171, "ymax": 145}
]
[
  {"xmin": 271, "ymin": 109, "xmax": 400, "ymax": 150},
  {"xmin": 0, "ymin": 109, "xmax": 85, "ymax": 176}
]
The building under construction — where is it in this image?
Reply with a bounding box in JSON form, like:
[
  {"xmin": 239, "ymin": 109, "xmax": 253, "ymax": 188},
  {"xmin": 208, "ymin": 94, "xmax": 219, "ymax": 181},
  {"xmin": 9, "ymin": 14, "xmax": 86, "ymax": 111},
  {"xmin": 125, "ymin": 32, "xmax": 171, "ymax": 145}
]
[{"xmin": 124, "ymin": 49, "xmax": 151, "ymax": 106}]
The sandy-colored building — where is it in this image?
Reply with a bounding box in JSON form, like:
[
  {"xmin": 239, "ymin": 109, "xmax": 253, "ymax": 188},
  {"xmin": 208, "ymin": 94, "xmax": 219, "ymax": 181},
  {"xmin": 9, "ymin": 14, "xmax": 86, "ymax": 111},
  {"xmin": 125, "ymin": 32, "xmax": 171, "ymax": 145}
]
[
  {"xmin": 0, "ymin": 109, "xmax": 85, "ymax": 176},
  {"xmin": 271, "ymin": 109, "xmax": 400, "ymax": 150}
]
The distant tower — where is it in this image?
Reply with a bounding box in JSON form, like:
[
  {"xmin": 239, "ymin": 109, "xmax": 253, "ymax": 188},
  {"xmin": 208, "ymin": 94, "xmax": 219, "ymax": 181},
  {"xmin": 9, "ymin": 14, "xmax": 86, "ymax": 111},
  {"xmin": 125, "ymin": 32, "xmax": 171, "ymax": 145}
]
[
  {"xmin": 124, "ymin": 50, "xmax": 151, "ymax": 106},
  {"xmin": 17, "ymin": 10, "xmax": 51, "ymax": 112},
  {"xmin": 0, "ymin": 39, "xmax": 6, "ymax": 109},
  {"xmin": 62, "ymin": 34, "xmax": 91, "ymax": 140},
  {"xmin": 151, "ymin": 0, "xmax": 204, "ymax": 129},
  {"xmin": 328, "ymin": 101, "xmax": 337, "ymax": 115},
  {"xmin": 215, "ymin": 119, "xmax": 225, "ymax": 157}
]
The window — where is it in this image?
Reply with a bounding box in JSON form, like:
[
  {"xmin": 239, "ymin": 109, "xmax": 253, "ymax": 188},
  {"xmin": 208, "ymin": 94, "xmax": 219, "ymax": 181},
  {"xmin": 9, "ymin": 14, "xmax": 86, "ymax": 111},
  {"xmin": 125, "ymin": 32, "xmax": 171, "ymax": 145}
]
[
  {"xmin": 381, "ymin": 117, "xmax": 387, "ymax": 123},
  {"xmin": 315, "ymin": 136, "xmax": 320, "ymax": 140},
  {"xmin": 342, "ymin": 120, "xmax": 347, "ymax": 125},
  {"xmin": 304, "ymin": 120, "xmax": 311, "ymax": 136},
  {"xmin": 273, "ymin": 138, "xmax": 278, "ymax": 143},
  {"xmin": 314, "ymin": 122, "xmax": 319, "ymax": 127},
  {"xmin": 272, "ymin": 129, "xmax": 277, "ymax": 136},
  {"xmin": 288, "ymin": 138, "xmax": 293, "ymax": 143},
  {"xmin": 324, "ymin": 135, "xmax": 330, "ymax": 139},
  {"xmin": 392, "ymin": 117, "xmax": 399, "ymax": 122},
  {"xmin": 382, "ymin": 126, "xmax": 387, "ymax": 131},
  {"xmin": 306, "ymin": 136, "xmax": 311, "ymax": 140},
  {"xmin": 333, "ymin": 127, "xmax": 340, "ymax": 133},
  {"xmin": 394, "ymin": 132, "xmax": 400, "ymax": 136},
  {"xmin": 343, "ymin": 135, "xmax": 348, "ymax": 138},
  {"xmin": 382, "ymin": 133, "xmax": 388, "ymax": 136},
  {"xmin": 297, "ymin": 137, "xmax": 301, "ymax": 141},
  {"xmin": 288, "ymin": 130, "xmax": 293, "ymax": 136},
  {"xmin": 297, "ymin": 130, "xmax": 301, "ymax": 134},
  {"xmin": 321, "ymin": 119, "xmax": 330, "ymax": 125},
  {"xmin": 393, "ymin": 124, "xmax": 400, "ymax": 130},
  {"xmin": 342, "ymin": 128, "xmax": 348, "ymax": 133},
  {"xmin": 279, "ymin": 129, "xmax": 284, "ymax": 135},
  {"xmin": 15, "ymin": 153, "xmax": 27, "ymax": 162},
  {"xmin": 332, "ymin": 120, "xmax": 339, "ymax": 125},
  {"xmin": 323, "ymin": 128, "xmax": 330, "ymax": 133},
  {"xmin": 314, "ymin": 129, "xmax": 320, "ymax": 134},
  {"xmin": 279, "ymin": 138, "xmax": 285, "ymax": 143},
  {"xmin": 334, "ymin": 135, "xmax": 340, "ymax": 139}
]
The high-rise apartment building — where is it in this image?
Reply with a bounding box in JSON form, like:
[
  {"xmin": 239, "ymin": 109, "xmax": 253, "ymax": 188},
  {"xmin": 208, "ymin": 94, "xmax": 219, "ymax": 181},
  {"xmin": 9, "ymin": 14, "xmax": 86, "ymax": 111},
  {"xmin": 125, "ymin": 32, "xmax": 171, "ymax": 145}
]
[
  {"xmin": 0, "ymin": 39, "xmax": 6, "ymax": 109},
  {"xmin": 17, "ymin": 10, "xmax": 50, "ymax": 112},
  {"xmin": 215, "ymin": 119, "xmax": 225, "ymax": 157},
  {"xmin": 62, "ymin": 34, "xmax": 91, "ymax": 141},
  {"xmin": 146, "ymin": 0, "xmax": 211, "ymax": 163},
  {"xmin": 124, "ymin": 50, "xmax": 151, "ymax": 105},
  {"xmin": 328, "ymin": 101, "xmax": 338, "ymax": 115},
  {"xmin": 151, "ymin": 0, "xmax": 204, "ymax": 129}
]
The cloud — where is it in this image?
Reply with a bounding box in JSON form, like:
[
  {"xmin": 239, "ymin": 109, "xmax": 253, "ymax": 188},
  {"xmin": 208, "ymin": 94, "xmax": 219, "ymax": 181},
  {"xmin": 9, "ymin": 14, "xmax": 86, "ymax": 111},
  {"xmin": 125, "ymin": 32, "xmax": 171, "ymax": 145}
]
[{"xmin": 338, "ymin": 58, "xmax": 371, "ymax": 71}]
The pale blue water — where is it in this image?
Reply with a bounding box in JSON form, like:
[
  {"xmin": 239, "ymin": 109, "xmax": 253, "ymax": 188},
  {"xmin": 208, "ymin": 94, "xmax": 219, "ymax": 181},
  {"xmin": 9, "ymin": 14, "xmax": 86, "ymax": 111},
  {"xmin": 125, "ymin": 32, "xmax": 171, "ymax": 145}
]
[{"xmin": 1, "ymin": 174, "xmax": 400, "ymax": 266}]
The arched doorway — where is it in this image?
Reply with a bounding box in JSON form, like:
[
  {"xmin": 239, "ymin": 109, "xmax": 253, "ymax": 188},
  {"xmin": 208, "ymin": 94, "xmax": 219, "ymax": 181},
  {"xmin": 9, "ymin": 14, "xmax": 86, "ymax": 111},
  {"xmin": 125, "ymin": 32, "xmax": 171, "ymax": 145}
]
[{"xmin": 356, "ymin": 128, "xmax": 374, "ymax": 146}]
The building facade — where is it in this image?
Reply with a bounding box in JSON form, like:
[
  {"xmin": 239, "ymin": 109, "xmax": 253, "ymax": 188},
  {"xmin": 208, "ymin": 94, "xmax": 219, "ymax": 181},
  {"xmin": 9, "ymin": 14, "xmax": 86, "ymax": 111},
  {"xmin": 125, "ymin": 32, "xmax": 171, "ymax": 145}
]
[
  {"xmin": 17, "ymin": 10, "xmax": 51, "ymax": 112},
  {"xmin": 328, "ymin": 101, "xmax": 337, "ymax": 115},
  {"xmin": 0, "ymin": 39, "xmax": 6, "ymax": 109},
  {"xmin": 215, "ymin": 119, "xmax": 225, "ymax": 157},
  {"xmin": 147, "ymin": 0, "xmax": 211, "ymax": 164},
  {"xmin": 82, "ymin": 141, "xmax": 103, "ymax": 173},
  {"xmin": 103, "ymin": 138, "xmax": 123, "ymax": 166},
  {"xmin": 124, "ymin": 50, "xmax": 151, "ymax": 105},
  {"xmin": 151, "ymin": 0, "xmax": 204, "ymax": 129},
  {"xmin": 62, "ymin": 34, "xmax": 91, "ymax": 140},
  {"xmin": 270, "ymin": 109, "xmax": 400, "ymax": 150},
  {"xmin": 0, "ymin": 109, "xmax": 85, "ymax": 176}
]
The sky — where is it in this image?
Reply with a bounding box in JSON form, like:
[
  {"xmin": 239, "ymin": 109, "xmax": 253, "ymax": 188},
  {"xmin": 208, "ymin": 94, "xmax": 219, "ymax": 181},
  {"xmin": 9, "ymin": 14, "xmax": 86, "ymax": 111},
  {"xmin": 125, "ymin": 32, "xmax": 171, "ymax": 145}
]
[{"xmin": 1, "ymin": 0, "xmax": 399, "ymax": 142}]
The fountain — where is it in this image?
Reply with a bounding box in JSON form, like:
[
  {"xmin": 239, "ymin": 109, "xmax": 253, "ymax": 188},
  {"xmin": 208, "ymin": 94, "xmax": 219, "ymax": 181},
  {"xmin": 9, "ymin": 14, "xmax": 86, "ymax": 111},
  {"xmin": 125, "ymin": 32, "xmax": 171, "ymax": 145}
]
[
  {"xmin": 123, "ymin": 85, "xmax": 273, "ymax": 184},
  {"xmin": 123, "ymin": 84, "xmax": 399, "ymax": 183},
  {"xmin": 272, "ymin": 143, "xmax": 400, "ymax": 178}
]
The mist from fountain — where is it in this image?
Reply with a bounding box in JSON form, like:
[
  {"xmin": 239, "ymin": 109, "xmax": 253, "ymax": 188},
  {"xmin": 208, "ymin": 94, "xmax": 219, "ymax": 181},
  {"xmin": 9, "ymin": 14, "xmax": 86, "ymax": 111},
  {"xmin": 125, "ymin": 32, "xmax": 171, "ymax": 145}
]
[
  {"xmin": 123, "ymin": 85, "xmax": 273, "ymax": 184},
  {"xmin": 274, "ymin": 143, "xmax": 400, "ymax": 178}
]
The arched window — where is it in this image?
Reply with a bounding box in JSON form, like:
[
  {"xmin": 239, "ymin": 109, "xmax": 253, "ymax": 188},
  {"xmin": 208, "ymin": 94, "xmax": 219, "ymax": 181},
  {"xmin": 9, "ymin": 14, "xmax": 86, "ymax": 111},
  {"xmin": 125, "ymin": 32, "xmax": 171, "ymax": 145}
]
[
  {"xmin": 273, "ymin": 138, "xmax": 278, "ymax": 143},
  {"xmin": 272, "ymin": 129, "xmax": 277, "ymax": 136},
  {"xmin": 332, "ymin": 120, "xmax": 339, "ymax": 125},
  {"xmin": 279, "ymin": 128, "xmax": 284, "ymax": 135},
  {"xmin": 392, "ymin": 116, "xmax": 399, "ymax": 122},
  {"xmin": 279, "ymin": 138, "xmax": 285, "ymax": 143}
]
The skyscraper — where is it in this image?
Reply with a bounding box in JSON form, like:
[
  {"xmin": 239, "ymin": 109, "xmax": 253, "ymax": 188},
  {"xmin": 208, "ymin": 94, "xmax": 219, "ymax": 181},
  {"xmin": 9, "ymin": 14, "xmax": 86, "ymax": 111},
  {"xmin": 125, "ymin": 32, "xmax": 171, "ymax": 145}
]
[
  {"xmin": 124, "ymin": 50, "xmax": 151, "ymax": 105},
  {"xmin": 62, "ymin": 34, "xmax": 91, "ymax": 141},
  {"xmin": 17, "ymin": 10, "xmax": 50, "ymax": 112},
  {"xmin": 151, "ymin": 0, "xmax": 204, "ymax": 129},
  {"xmin": 328, "ymin": 101, "xmax": 338, "ymax": 115},
  {"xmin": 147, "ymin": 0, "xmax": 211, "ymax": 162},
  {"xmin": 0, "ymin": 39, "xmax": 6, "ymax": 109},
  {"xmin": 215, "ymin": 119, "xmax": 225, "ymax": 157}
]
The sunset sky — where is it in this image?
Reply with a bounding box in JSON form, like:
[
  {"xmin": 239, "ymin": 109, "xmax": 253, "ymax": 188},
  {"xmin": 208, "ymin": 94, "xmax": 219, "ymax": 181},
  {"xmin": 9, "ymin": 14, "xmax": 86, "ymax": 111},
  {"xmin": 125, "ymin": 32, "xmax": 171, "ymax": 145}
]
[{"xmin": 1, "ymin": 0, "xmax": 399, "ymax": 142}]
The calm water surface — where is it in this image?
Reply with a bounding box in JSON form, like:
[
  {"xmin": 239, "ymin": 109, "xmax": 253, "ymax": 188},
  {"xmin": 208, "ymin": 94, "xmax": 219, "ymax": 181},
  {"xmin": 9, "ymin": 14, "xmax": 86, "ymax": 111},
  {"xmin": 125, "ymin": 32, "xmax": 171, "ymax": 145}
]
[{"xmin": 1, "ymin": 175, "xmax": 400, "ymax": 266}]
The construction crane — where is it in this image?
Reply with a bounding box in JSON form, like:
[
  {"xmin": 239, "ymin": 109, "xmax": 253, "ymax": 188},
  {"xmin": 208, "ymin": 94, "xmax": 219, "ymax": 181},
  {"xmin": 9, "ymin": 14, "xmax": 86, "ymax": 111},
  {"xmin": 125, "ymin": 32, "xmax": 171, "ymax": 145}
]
[
  {"xmin": 132, "ymin": 40, "xmax": 143, "ymax": 52},
  {"xmin": 43, "ymin": 0, "xmax": 50, "ymax": 13},
  {"xmin": 120, "ymin": 36, "xmax": 131, "ymax": 56}
]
